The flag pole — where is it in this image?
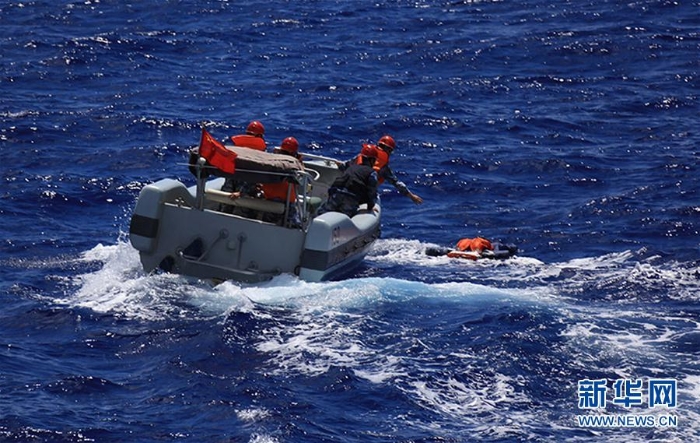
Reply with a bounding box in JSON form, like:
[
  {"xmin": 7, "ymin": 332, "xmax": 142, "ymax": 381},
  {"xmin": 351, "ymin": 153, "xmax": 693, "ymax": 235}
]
[{"xmin": 195, "ymin": 123, "xmax": 207, "ymax": 210}]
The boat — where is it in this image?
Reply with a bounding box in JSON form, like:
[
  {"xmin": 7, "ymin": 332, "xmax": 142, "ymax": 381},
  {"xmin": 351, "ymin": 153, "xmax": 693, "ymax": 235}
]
[{"xmin": 128, "ymin": 130, "xmax": 381, "ymax": 283}]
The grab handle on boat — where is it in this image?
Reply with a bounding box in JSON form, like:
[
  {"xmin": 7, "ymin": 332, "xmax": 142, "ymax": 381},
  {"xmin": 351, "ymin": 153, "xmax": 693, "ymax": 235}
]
[
  {"xmin": 297, "ymin": 152, "xmax": 341, "ymax": 166},
  {"xmin": 194, "ymin": 157, "xmax": 208, "ymax": 210},
  {"xmin": 297, "ymin": 169, "xmax": 320, "ymax": 182}
]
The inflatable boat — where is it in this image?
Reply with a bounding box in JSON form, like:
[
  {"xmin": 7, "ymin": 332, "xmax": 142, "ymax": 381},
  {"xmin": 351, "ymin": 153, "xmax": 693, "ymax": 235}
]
[{"xmin": 129, "ymin": 134, "xmax": 380, "ymax": 283}]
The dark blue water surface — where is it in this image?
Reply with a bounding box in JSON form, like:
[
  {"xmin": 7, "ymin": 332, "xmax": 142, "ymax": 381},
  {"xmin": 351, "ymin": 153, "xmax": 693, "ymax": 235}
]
[{"xmin": 2, "ymin": 1, "xmax": 699, "ymax": 442}]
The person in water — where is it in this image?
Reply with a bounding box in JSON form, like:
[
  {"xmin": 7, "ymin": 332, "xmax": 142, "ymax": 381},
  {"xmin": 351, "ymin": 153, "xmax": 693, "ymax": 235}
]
[
  {"xmin": 318, "ymin": 144, "xmax": 379, "ymax": 218},
  {"xmin": 425, "ymin": 237, "xmax": 518, "ymax": 260}
]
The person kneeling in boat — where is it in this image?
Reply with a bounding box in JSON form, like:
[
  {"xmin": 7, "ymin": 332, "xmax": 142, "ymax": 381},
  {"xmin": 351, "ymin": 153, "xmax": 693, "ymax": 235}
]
[
  {"xmin": 259, "ymin": 136, "xmax": 304, "ymax": 227},
  {"xmin": 317, "ymin": 144, "xmax": 379, "ymax": 218},
  {"xmin": 335, "ymin": 135, "xmax": 423, "ymax": 206}
]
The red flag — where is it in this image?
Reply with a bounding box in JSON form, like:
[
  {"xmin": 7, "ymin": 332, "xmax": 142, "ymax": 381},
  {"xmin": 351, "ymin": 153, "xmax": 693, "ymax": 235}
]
[{"xmin": 199, "ymin": 127, "xmax": 237, "ymax": 174}]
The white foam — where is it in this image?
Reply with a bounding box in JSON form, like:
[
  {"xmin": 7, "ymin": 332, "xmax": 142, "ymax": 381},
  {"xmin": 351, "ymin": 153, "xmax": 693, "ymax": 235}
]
[
  {"xmin": 53, "ymin": 238, "xmax": 700, "ymax": 439},
  {"xmin": 236, "ymin": 408, "xmax": 270, "ymax": 423},
  {"xmin": 681, "ymin": 375, "xmax": 700, "ymax": 404},
  {"xmin": 371, "ymin": 239, "xmax": 700, "ymax": 305},
  {"xmin": 368, "ymin": 238, "xmax": 441, "ymax": 266},
  {"xmin": 57, "ymin": 238, "xmax": 607, "ymax": 317},
  {"xmin": 248, "ymin": 434, "xmax": 279, "ymax": 443},
  {"xmin": 57, "ymin": 241, "xmax": 251, "ymax": 321},
  {"xmin": 254, "ymin": 309, "xmax": 378, "ymax": 376},
  {"xmin": 353, "ymin": 355, "xmax": 406, "ymax": 384},
  {"xmin": 56, "ymin": 237, "xmax": 558, "ymax": 325},
  {"xmin": 404, "ymin": 372, "xmax": 533, "ymax": 428}
]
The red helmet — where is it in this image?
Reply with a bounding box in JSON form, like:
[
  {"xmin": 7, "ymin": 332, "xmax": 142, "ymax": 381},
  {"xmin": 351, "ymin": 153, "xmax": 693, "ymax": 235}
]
[
  {"xmin": 360, "ymin": 144, "xmax": 378, "ymax": 159},
  {"xmin": 377, "ymin": 135, "xmax": 396, "ymax": 152},
  {"xmin": 246, "ymin": 120, "xmax": 265, "ymax": 137},
  {"xmin": 280, "ymin": 136, "xmax": 299, "ymax": 154}
]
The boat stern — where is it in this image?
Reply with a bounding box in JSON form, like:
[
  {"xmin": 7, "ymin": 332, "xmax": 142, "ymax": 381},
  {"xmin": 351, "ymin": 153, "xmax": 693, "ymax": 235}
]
[{"xmin": 298, "ymin": 206, "xmax": 381, "ymax": 281}]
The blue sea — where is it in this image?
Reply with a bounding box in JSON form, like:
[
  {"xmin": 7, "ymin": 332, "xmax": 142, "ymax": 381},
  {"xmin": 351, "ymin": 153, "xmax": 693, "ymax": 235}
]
[{"xmin": 1, "ymin": 1, "xmax": 699, "ymax": 441}]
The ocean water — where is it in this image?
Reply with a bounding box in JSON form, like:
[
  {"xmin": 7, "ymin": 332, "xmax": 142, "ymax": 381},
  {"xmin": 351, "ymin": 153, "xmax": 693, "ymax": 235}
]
[{"xmin": 1, "ymin": 1, "xmax": 699, "ymax": 442}]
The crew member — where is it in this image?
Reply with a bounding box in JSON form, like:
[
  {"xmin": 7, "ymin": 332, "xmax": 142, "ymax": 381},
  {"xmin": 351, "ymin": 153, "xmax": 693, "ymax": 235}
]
[
  {"xmin": 221, "ymin": 120, "xmax": 267, "ymax": 210},
  {"xmin": 318, "ymin": 144, "xmax": 379, "ymax": 218},
  {"xmin": 342, "ymin": 135, "xmax": 423, "ymax": 205},
  {"xmin": 230, "ymin": 120, "xmax": 266, "ymax": 151},
  {"xmin": 260, "ymin": 137, "xmax": 303, "ymax": 227}
]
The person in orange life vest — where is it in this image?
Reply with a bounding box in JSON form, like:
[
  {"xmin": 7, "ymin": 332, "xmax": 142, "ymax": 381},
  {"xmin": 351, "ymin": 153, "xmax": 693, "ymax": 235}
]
[
  {"xmin": 262, "ymin": 136, "xmax": 302, "ymax": 201},
  {"xmin": 260, "ymin": 137, "xmax": 303, "ymax": 227},
  {"xmin": 318, "ymin": 144, "xmax": 379, "ymax": 218},
  {"xmin": 221, "ymin": 120, "xmax": 267, "ymax": 208},
  {"xmin": 230, "ymin": 120, "xmax": 266, "ymax": 151},
  {"xmin": 446, "ymin": 237, "xmax": 493, "ymax": 259},
  {"xmin": 424, "ymin": 237, "xmax": 517, "ymax": 260},
  {"xmin": 340, "ymin": 135, "xmax": 423, "ymax": 205}
]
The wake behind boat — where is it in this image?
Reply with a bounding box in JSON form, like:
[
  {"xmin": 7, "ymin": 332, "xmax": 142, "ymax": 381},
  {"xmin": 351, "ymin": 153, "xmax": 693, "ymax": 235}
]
[{"xmin": 128, "ymin": 129, "xmax": 381, "ymax": 283}]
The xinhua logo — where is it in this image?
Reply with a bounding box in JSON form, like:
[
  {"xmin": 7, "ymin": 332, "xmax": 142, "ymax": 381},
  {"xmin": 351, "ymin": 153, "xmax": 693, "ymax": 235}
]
[{"xmin": 576, "ymin": 378, "xmax": 678, "ymax": 429}]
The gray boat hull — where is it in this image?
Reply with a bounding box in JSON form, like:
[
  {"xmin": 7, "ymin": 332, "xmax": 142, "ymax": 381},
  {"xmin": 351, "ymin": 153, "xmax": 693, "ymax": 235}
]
[{"xmin": 129, "ymin": 160, "xmax": 380, "ymax": 283}]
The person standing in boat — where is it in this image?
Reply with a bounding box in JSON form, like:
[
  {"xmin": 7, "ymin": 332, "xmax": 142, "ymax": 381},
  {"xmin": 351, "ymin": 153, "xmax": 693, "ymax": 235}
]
[
  {"xmin": 260, "ymin": 136, "xmax": 303, "ymax": 227},
  {"xmin": 318, "ymin": 144, "xmax": 379, "ymax": 218},
  {"xmin": 337, "ymin": 135, "xmax": 423, "ymax": 205}
]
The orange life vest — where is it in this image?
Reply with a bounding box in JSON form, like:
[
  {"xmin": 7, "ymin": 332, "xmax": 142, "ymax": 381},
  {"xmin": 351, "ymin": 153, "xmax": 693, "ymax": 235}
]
[
  {"xmin": 356, "ymin": 144, "xmax": 389, "ymax": 184},
  {"xmin": 455, "ymin": 237, "xmax": 493, "ymax": 252},
  {"xmin": 230, "ymin": 134, "xmax": 266, "ymax": 151},
  {"xmin": 261, "ymin": 181, "xmax": 296, "ymax": 202}
]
